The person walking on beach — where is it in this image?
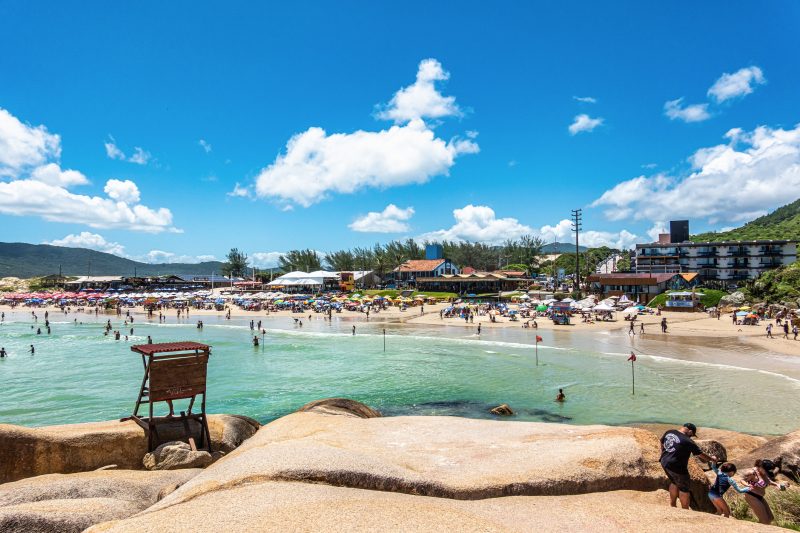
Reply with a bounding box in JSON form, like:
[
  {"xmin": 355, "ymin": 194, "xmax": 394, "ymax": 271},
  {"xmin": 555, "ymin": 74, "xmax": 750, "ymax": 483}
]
[
  {"xmin": 477, "ymin": 323, "xmax": 481, "ymax": 335},
  {"xmin": 660, "ymin": 423, "xmax": 716, "ymax": 510},
  {"xmin": 783, "ymin": 322, "xmax": 789, "ymax": 339},
  {"xmin": 661, "ymin": 317, "xmax": 668, "ymax": 333},
  {"xmin": 793, "ymin": 324, "xmax": 798, "ymax": 340},
  {"xmin": 352, "ymin": 325, "xmax": 356, "ymax": 335},
  {"xmin": 628, "ymin": 320, "xmax": 635, "ymax": 336},
  {"xmin": 766, "ymin": 323, "xmax": 773, "ymax": 338},
  {"xmin": 639, "ymin": 322, "xmax": 645, "ymax": 334}
]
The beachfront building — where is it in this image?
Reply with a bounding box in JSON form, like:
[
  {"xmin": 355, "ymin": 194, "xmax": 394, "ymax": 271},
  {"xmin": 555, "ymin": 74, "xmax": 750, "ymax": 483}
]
[
  {"xmin": 586, "ymin": 272, "xmax": 699, "ymax": 304},
  {"xmin": 636, "ymin": 240, "xmax": 797, "ymax": 282},
  {"xmin": 415, "ymin": 271, "xmax": 526, "ymax": 295},
  {"xmin": 64, "ymin": 275, "xmax": 125, "ymax": 291},
  {"xmin": 635, "ymin": 219, "xmax": 797, "ymax": 284},
  {"xmin": 392, "ymin": 259, "xmax": 459, "ymax": 286}
]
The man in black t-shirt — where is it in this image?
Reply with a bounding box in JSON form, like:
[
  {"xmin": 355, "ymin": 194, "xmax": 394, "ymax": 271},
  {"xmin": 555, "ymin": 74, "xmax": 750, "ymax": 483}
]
[{"xmin": 660, "ymin": 423, "xmax": 716, "ymax": 509}]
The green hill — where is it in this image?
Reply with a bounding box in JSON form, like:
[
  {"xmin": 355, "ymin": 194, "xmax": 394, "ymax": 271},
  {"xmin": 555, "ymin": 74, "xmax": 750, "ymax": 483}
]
[
  {"xmin": 0, "ymin": 242, "xmax": 226, "ymax": 278},
  {"xmin": 692, "ymin": 198, "xmax": 800, "ymax": 242},
  {"xmin": 541, "ymin": 242, "xmax": 587, "ymax": 253}
]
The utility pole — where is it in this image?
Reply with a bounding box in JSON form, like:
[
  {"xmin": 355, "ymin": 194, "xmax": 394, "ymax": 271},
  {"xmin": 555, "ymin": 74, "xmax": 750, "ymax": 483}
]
[{"xmin": 571, "ymin": 209, "xmax": 582, "ymax": 292}]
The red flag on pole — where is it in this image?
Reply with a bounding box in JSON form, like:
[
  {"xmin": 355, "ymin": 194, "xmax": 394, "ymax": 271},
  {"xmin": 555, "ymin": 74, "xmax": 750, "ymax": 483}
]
[
  {"xmin": 628, "ymin": 351, "xmax": 636, "ymax": 362},
  {"xmin": 536, "ymin": 335, "xmax": 543, "ymax": 343}
]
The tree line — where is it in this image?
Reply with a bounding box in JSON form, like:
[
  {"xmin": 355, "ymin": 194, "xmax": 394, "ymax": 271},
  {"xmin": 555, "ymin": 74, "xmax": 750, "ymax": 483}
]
[
  {"xmin": 223, "ymin": 236, "xmax": 549, "ymax": 278},
  {"xmin": 222, "ymin": 238, "xmax": 624, "ymax": 280}
]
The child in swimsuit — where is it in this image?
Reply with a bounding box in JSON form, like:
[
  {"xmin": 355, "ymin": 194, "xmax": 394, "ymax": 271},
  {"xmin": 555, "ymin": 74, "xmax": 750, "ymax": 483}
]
[{"xmin": 708, "ymin": 462, "xmax": 749, "ymax": 517}]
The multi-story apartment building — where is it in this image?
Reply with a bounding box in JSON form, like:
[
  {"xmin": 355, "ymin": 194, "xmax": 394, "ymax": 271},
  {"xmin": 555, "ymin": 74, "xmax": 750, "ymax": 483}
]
[{"xmin": 635, "ymin": 221, "xmax": 796, "ymax": 282}]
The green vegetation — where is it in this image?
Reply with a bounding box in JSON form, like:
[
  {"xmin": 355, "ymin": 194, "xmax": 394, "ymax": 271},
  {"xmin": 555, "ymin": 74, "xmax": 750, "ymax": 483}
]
[
  {"xmin": 222, "ymin": 248, "xmax": 249, "ymax": 278},
  {"xmin": 314, "ymin": 236, "xmax": 546, "ymax": 274},
  {"xmin": 692, "ymin": 197, "xmax": 800, "ymax": 242},
  {"xmin": 742, "ymin": 261, "xmax": 800, "ymax": 303},
  {"xmin": 646, "ymin": 288, "xmax": 726, "ymax": 308},
  {"xmin": 729, "ymin": 487, "xmax": 800, "ymax": 531},
  {"xmin": 0, "ymin": 242, "xmax": 225, "ymax": 278}
]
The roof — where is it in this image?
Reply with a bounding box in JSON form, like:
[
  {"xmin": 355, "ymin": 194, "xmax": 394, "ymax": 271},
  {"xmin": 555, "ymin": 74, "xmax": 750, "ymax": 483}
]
[
  {"xmin": 495, "ymin": 270, "xmax": 527, "ymax": 278},
  {"xmin": 680, "ymin": 273, "xmax": 699, "ymax": 282},
  {"xmin": 131, "ymin": 341, "xmax": 211, "ymax": 356},
  {"xmin": 461, "ymin": 266, "xmax": 476, "ymax": 275},
  {"xmin": 395, "ymin": 259, "xmax": 446, "ymax": 272},
  {"xmin": 65, "ymin": 276, "xmax": 124, "ymax": 283},
  {"xmin": 586, "ymin": 273, "xmax": 677, "ymax": 286}
]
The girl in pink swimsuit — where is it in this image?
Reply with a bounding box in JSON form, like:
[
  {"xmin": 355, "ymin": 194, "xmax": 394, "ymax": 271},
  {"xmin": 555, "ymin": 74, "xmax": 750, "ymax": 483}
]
[{"xmin": 743, "ymin": 459, "xmax": 788, "ymax": 524}]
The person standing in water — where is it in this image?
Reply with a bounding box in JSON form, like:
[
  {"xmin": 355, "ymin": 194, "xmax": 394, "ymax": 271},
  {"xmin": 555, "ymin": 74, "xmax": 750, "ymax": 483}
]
[{"xmin": 555, "ymin": 389, "xmax": 565, "ymax": 402}]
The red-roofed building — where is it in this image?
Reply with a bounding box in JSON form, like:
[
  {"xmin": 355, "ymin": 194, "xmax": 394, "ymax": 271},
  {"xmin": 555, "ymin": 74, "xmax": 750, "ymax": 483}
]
[{"xmin": 393, "ymin": 258, "xmax": 459, "ymax": 284}]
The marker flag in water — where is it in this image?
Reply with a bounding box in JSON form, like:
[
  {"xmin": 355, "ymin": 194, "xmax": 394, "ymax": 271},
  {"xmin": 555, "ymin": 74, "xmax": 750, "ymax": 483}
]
[
  {"xmin": 535, "ymin": 335, "xmax": 543, "ymax": 343},
  {"xmin": 628, "ymin": 351, "xmax": 637, "ymax": 362}
]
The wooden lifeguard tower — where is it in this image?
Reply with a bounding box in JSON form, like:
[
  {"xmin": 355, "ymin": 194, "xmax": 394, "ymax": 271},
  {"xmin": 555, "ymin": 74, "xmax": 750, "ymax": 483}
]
[{"xmin": 123, "ymin": 341, "xmax": 212, "ymax": 452}]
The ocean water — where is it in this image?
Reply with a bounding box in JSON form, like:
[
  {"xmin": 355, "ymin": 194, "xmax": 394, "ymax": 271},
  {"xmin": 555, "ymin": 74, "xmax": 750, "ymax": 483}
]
[{"xmin": 1, "ymin": 310, "xmax": 799, "ymax": 435}]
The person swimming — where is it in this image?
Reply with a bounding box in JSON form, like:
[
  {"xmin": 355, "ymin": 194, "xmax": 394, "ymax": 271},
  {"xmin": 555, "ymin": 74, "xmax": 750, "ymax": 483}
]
[{"xmin": 555, "ymin": 388, "xmax": 565, "ymax": 402}]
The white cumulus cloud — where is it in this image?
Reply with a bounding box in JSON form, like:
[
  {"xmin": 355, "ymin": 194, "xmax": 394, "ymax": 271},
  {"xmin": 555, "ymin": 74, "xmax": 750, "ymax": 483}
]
[
  {"xmin": 707, "ymin": 66, "xmax": 766, "ymax": 103},
  {"xmin": 250, "ymin": 60, "xmax": 477, "ymax": 207},
  {"xmin": 592, "ymin": 123, "xmax": 800, "ymax": 225},
  {"xmin": 104, "ymin": 137, "xmax": 126, "ymax": 160},
  {"xmin": 349, "ymin": 204, "xmax": 415, "ymax": 233},
  {"xmin": 418, "ymin": 205, "xmax": 533, "ymax": 243},
  {"xmin": 0, "ymin": 107, "xmax": 175, "ymax": 232},
  {"xmin": 45, "ymin": 232, "xmax": 126, "ymax": 256},
  {"xmin": 104, "ymin": 179, "xmax": 141, "ymax": 204},
  {"xmin": 375, "ymin": 59, "xmax": 462, "ymax": 123},
  {"xmin": 569, "ymin": 114, "xmax": 603, "ymax": 135},
  {"xmin": 0, "ymin": 107, "xmax": 61, "ymax": 177},
  {"xmin": 198, "ymin": 139, "xmax": 212, "ymax": 153},
  {"xmin": 251, "ymin": 252, "xmax": 285, "ymax": 269},
  {"xmin": 664, "ymin": 98, "xmax": 711, "ymax": 123},
  {"xmin": 253, "ymin": 119, "xmax": 477, "ymax": 207}
]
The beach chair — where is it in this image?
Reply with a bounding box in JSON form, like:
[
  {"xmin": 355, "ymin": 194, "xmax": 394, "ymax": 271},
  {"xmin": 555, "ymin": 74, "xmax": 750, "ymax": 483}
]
[{"xmin": 123, "ymin": 341, "xmax": 212, "ymax": 452}]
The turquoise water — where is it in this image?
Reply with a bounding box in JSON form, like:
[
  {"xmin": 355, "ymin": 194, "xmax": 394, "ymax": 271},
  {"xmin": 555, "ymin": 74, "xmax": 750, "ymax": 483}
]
[{"xmin": 1, "ymin": 310, "xmax": 799, "ymax": 434}]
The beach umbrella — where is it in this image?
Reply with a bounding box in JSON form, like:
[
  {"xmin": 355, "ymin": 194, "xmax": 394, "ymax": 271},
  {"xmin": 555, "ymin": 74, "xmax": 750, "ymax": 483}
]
[{"xmin": 536, "ymin": 304, "xmax": 548, "ymax": 312}]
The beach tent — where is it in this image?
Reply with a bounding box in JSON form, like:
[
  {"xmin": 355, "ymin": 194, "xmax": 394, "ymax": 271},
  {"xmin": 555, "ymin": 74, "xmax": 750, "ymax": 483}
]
[
  {"xmin": 594, "ymin": 303, "xmax": 615, "ymax": 312},
  {"xmin": 622, "ymin": 307, "xmax": 638, "ymax": 317}
]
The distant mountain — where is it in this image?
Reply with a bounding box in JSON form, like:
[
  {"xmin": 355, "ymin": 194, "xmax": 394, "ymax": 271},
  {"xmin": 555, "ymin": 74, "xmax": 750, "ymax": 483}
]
[
  {"xmin": 542, "ymin": 242, "xmax": 588, "ymax": 254},
  {"xmin": 0, "ymin": 242, "xmax": 226, "ymax": 278},
  {"xmin": 691, "ymin": 198, "xmax": 800, "ymax": 242}
]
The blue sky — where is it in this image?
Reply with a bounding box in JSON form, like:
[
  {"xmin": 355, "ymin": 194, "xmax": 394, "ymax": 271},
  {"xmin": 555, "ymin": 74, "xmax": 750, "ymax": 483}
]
[{"xmin": 1, "ymin": 1, "xmax": 799, "ymax": 266}]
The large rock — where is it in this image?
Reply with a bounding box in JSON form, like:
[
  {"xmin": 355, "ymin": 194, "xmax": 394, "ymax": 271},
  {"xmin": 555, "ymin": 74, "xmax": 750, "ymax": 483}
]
[
  {"xmin": 0, "ymin": 469, "xmax": 199, "ymax": 533},
  {"xmin": 694, "ymin": 440, "xmax": 727, "ymax": 470},
  {"xmin": 143, "ymin": 441, "xmax": 213, "ymax": 471},
  {"xmin": 718, "ymin": 291, "xmax": 746, "ymax": 309},
  {"xmin": 105, "ymin": 413, "xmax": 710, "ymax": 512},
  {"xmin": 87, "ymin": 484, "xmax": 775, "ymax": 533},
  {"xmin": 489, "ymin": 404, "xmax": 514, "ymax": 416},
  {"xmin": 295, "ymin": 398, "xmax": 381, "ymax": 418},
  {"xmin": 740, "ymin": 429, "xmax": 800, "ymax": 480},
  {"xmin": 0, "ymin": 414, "xmax": 260, "ymax": 483}
]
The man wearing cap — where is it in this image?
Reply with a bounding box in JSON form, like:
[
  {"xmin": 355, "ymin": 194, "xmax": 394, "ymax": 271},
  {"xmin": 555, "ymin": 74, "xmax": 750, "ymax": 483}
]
[{"xmin": 660, "ymin": 423, "xmax": 717, "ymax": 509}]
